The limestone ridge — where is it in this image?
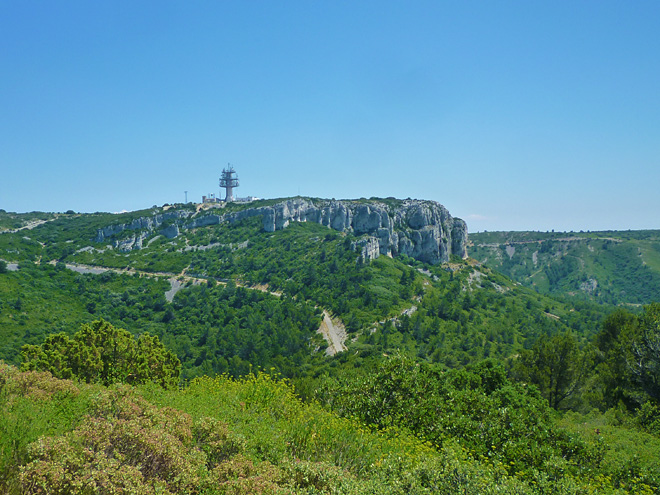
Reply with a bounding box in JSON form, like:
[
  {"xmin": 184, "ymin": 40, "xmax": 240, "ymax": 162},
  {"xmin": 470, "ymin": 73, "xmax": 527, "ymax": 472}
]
[
  {"xmin": 94, "ymin": 198, "xmax": 468, "ymax": 264},
  {"xmin": 260, "ymin": 198, "xmax": 467, "ymax": 263},
  {"xmin": 94, "ymin": 211, "xmax": 192, "ymax": 251}
]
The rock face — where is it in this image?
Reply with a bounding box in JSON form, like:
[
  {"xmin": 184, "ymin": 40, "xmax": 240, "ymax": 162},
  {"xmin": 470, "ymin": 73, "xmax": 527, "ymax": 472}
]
[
  {"xmin": 95, "ymin": 210, "xmax": 193, "ymax": 247},
  {"xmin": 255, "ymin": 198, "xmax": 467, "ymax": 263},
  {"xmin": 94, "ymin": 198, "xmax": 468, "ymax": 263}
]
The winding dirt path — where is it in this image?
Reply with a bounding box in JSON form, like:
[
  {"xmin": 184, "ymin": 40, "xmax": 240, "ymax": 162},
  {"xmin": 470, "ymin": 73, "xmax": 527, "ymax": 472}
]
[
  {"xmin": 317, "ymin": 311, "xmax": 347, "ymax": 356},
  {"xmin": 38, "ymin": 260, "xmax": 350, "ymax": 355},
  {"xmin": 0, "ymin": 217, "xmax": 58, "ymax": 234}
]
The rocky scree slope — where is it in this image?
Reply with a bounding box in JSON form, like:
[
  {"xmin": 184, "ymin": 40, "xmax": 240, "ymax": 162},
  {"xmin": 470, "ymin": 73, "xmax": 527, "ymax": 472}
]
[{"xmin": 95, "ymin": 198, "xmax": 468, "ymax": 264}]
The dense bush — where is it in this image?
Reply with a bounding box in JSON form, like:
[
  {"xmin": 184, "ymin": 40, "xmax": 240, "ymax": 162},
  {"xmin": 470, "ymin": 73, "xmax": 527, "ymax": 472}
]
[
  {"xmin": 165, "ymin": 282, "xmax": 323, "ymax": 379},
  {"xmin": 3, "ymin": 361, "xmax": 660, "ymax": 493},
  {"xmin": 316, "ymin": 356, "xmax": 596, "ymax": 478},
  {"xmin": 1, "ymin": 209, "xmax": 609, "ymax": 381},
  {"xmin": 1, "ymin": 365, "xmax": 542, "ymax": 494},
  {"xmin": 593, "ymin": 304, "xmax": 660, "ymax": 409},
  {"xmin": 21, "ymin": 319, "xmax": 180, "ymax": 388}
]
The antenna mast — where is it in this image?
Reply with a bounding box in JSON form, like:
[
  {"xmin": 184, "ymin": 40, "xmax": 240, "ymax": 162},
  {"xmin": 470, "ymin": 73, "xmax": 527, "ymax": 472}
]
[{"xmin": 219, "ymin": 164, "xmax": 239, "ymax": 202}]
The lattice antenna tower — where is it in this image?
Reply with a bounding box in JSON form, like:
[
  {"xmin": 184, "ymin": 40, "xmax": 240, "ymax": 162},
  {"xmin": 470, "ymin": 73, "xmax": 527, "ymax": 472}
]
[{"xmin": 219, "ymin": 164, "xmax": 239, "ymax": 202}]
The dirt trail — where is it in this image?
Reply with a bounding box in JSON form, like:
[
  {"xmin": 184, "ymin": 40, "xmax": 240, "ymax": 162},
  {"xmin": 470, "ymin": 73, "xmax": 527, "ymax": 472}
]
[
  {"xmin": 1, "ymin": 218, "xmax": 57, "ymax": 234},
  {"xmin": 32, "ymin": 260, "xmax": 349, "ymax": 354},
  {"xmin": 475, "ymin": 236, "xmax": 623, "ymax": 248},
  {"xmin": 164, "ymin": 278, "xmax": 184, "ymax": 302},
  {"xmin": 317, "ymin": 311, "xmax": 347, "ymax": 356}
]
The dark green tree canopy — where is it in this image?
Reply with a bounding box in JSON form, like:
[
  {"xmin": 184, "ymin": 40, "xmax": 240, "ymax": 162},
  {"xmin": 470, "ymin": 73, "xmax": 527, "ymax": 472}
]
[
  {"xmin": 512, "ymin": 332, "xmax": 590, "ymax": 410},
  {"xmin": 595, "ymin": 303, "xmax": 660, "ymax": 408},
  {"xmin": 315, "ymin": 355, "xmax": 587, "ymax": 475},
  {"xmin": 21, "ymin": 319, "xmax": 181, "ymax": 388},
  {"xmin": 628, "ymin": 303, "xmax": 660, "ymax": 403}
]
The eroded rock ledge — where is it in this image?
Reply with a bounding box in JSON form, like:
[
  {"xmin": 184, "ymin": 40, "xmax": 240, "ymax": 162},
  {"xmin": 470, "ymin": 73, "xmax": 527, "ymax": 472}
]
[{"xmin": 95, "ymin": 198, "xmax": 468, "ymax": 264}]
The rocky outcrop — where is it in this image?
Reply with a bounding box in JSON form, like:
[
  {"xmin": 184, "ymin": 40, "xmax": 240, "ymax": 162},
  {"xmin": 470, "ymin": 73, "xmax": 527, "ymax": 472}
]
[
  {"xmin": 255, "ymin": 198, "xmax": 468, "ymax": 263},
  {"xmin": 95, "ymin": 210, "xmax": 193, "ymax": 244},
  {"xmin": 352, "ymin": 237, "xmax": 381, "ymax": 262},
  {"xmin": 116, "ymin": 231, "xmax": 150, "ymax": 252},
  {"xmin": 160, "ymin": 224, "xmax": 179, "ymax": 239},
  {"xmin": 94, "ymin": 198, "xmax": 468, "ymax": 264}
]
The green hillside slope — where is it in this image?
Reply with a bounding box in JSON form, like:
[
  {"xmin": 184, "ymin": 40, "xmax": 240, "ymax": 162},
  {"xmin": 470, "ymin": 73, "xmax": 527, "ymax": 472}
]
[
  {"xmin": 2, "ymin": 200, "xmax": 660, "ymax": 494},
  {"xmin": 469, "ymin": 230, "xmax": 660, "ymax": 305},
  {"xmin": 1, "ymin": 201, "xmax": 610, "ymax": 379}
]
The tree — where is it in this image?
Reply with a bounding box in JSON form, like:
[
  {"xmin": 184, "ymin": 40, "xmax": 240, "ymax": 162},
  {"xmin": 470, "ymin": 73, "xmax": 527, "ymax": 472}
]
[
  {"xmin": 593, "ymin": 309, "xmax": 638, "ymax": 408},
  {"xmin": 0, "ymin": 260, "xmax": 6, "ymax": 274},
  {"xmin": 513, "ymin": 333, "xmax": 589, "ymax": 409},
  {"xmin": 315, "ymin": 354, "xmax": 586, "ymax": 474},
  {"xmin": 594, "ymin": 304, "xmax": 660, "ymax": 408},
  {"xmin": 21, "ymin": 319, "xmax": 180, "ymax": 388},
  {"xmin": 628, "ymin": 303, "xmax": 660, "ymax": 403}
]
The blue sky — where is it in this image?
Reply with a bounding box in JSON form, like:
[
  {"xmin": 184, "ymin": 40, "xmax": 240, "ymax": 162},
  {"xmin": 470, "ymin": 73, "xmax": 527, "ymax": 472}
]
[{"xmin": 1, "ymin": 1, "xmax": 659, "ymax": 232}]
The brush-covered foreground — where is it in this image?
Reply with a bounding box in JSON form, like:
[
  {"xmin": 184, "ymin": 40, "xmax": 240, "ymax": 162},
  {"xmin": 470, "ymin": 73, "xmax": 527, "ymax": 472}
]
[{"xmin": 1, "ymin": 361, "xmax": 659, "ymax": 494}]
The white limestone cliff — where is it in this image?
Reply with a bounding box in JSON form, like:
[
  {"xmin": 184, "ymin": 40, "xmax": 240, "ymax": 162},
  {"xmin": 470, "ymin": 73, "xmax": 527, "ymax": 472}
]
[{"xmin": 94, "ymin": 198, "xmax": 468, "ymax": 263}]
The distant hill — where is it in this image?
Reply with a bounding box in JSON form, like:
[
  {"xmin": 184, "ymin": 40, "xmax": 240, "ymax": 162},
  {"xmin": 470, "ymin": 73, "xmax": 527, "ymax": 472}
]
[
  {"xmin": 469, "ymin": 230, "xmax": 660, "ymax": 305},
  {"xmin": 1, "ymin": 198, "xmax": 610, "ymax": 379}
]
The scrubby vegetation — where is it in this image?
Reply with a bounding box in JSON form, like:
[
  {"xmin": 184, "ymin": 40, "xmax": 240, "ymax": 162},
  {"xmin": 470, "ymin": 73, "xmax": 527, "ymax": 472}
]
[
  {"xmin": 2, "ymin": 359, "xmax": 659, "ymax": 494},
  {"xmin": 470, "ymin": 230, "xmax": 660, "ymax": 305},
  {"xmin": 1, "ymin": 203, "xmax": 660, "ymax": 493},
  {"xmin": 21, "ymin": 319, "xmax": 180, "ymax": 388}
]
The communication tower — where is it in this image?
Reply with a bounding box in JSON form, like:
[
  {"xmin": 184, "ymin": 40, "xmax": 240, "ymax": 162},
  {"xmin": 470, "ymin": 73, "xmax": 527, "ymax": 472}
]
[{"xmin": 219, "ymin": 164, "xmax": 239, "ymax": 202}]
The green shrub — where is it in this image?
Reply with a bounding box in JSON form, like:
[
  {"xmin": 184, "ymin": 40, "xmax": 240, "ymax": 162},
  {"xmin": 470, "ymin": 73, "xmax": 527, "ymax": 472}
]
[
  {"xmin": 316, "ymin": 355, "xmax": 595, "ymax": 481},
  {"xmin": 637, "ymin": 401, "xmax": 660, "ymax": 436},
  {"xmin": 21, "ymin": 319, "xmax": 180, "ymax": 388}
]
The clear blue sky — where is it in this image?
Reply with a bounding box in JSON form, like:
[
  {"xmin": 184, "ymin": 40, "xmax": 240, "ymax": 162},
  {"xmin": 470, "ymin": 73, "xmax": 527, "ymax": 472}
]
[{"xmin": 1, "ymin": 1, "xmax": 659, "ymax": 232}]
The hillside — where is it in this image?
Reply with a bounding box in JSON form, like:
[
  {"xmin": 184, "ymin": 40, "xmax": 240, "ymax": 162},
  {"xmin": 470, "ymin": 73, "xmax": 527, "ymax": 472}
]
[
  {"xmin": 1, "ymin": 198, "xmax": 610, "ymax": 378},
  {"xmin": 2, "ymin": 198, "xmax": 660, "ymax": 493},
  {"xmin": 469, "ymin": 230, "xmax": 660, "ymax": 305}
]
